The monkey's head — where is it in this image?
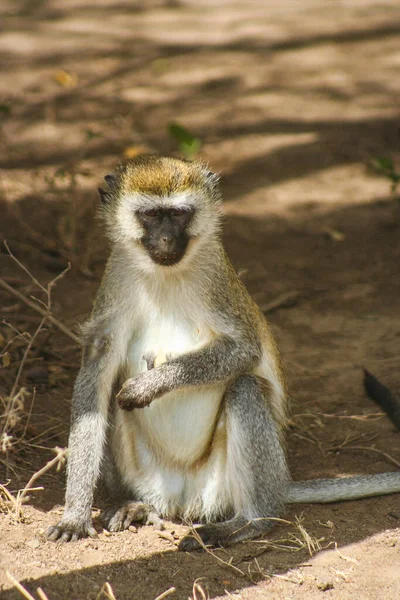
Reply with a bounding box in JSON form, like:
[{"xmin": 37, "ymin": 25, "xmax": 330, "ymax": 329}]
[{"xmin": 98, "ymin": 155, "xmax": 222, "ymax": 271}]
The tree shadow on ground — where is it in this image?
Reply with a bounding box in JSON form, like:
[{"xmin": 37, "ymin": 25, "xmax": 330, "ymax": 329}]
[{"xmin": 1, "ymin": 189, "xmax": 399, "ymax": 600}]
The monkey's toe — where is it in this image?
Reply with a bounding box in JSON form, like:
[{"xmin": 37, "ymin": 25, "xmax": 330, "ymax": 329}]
[
  {"xmin": 46, "ymin": 521, "xmax": 97, "ymax": 542},
  {"xmin": 102, "ymin": 502, "xmax": 163, "ymax": 532},
  {"xmin": 178, "ymin": 524, "xmax": 223, "ymax": 551},
  {"xmin": 178, "ymin": 533, "xmax": 203, "ymax": 552}
]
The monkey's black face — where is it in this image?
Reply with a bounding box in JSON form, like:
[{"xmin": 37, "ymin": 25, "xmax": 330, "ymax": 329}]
[{"xmin": 136, "ymin": 207, "xmax": 194, "ymax": 266}]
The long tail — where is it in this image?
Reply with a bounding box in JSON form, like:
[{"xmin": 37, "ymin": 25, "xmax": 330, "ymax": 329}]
[
  {"xmin": 364, "ymin": 369, "xmax": 400, "ymax": 430},
  {"xmin": 287, "ymin": 472, "xmax": 400, "ymax": 504}
]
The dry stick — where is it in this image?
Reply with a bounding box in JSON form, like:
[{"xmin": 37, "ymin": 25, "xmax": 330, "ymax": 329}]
[
  {"xmin": 3, "ymin": 316, "xmax": 47, "ymax": 435},
  {"xmin": 183, "ymin": 522, "xmax": 246, "ymax": 578},
  {"xmin": 6, "ymin": 572, "xmax": 43, "ymax": 600},
  {"xmin": 0, "ymin": 278, "xmax": 78, "ymax": 344},
  {"xmin": 9, "ymin": 316, "xmax": 46, "ymax": 401},
  {"xmin": 3, "ymin": 240, "xmax": 75, "ymax": 330},
  {"xmin": 96, "ymin": 582, "xmax": 118, "ymax": 600},
  {"xmin": 0, "ymin": 483, "xmax": 19, "ymax": 512},
  {"xmin": 16, "ymin": 446, "xmax": 67, "ymax": 517},
  {"xmin": 335, "ymin": 445, "xmax": 400, "ymax": 469},
  {"xmin": 191, "ymin": 581, "xmax": 207, "ymax": 600},
  {"xmin": 260, "ymin": 290, "xmax": 302, "ymax": 314},
  {"xmin": 3, "ymin": 241, "xmax": 47, "ymax": 294},
  {"xmin": 154, "ymin": 588, "xmax": 176, "ymax": 600}
]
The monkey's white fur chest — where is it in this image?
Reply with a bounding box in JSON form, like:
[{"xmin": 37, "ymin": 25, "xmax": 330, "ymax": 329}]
[{"xmin": 112, "ymin": 279, "xmax": 230, "ymax": 520}]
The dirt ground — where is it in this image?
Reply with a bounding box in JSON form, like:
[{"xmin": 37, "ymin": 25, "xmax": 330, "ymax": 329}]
[{"xmin": 1, "ymin": 1, "xmax": 400, "ymax": 599}]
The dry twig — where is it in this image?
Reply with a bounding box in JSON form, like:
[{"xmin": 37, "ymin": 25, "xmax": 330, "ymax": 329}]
[
  {"xmin": 332, "ymin": 445, "xmax": 400, "ymax": 469},
  {"xmin": 153, "ymin": 587, "xmax": 176, "ymax": 600},
  {"xmin": 260, "ymin": 290, "xmax": 302, "ymax": 314},
  {"xmin": 182, "ymin": 521, "xmax": 246, "ymax": 578},
  {"xmin": 0, "ymin": 276, "xmax": 77, "ymax": 343},
  {"xmin": 96, "ymin": 582, "xmax": 118, "ymax": 600},
  {"xmin": 191, "ymin": 580, "xmax": 208, "ymax": 600},
  {"xmin": 6, "ymin": 572, "xmax": 50, "ymax": 600},
  {"xmin": 15, "ymin": 447, "xmax": 67, "ymax": 518}
]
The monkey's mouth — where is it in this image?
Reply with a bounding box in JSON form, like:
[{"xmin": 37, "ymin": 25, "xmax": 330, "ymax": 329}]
[{"xmin": 151, "ymin": 251, "xmax": 183, "ymax": 266}]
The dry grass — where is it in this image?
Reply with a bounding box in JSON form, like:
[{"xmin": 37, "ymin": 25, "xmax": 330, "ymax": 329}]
[
  {"xmin": 0, "ymin": 243, "xmax": 75, "ymax": 517},
  {"xmin": 182, "ymin": 519, "xmax": 247, "ymax": 579},
  {"xmin": 6, "ymin": 571, "xmax": 177, "ymax": 600},
  {"xmin": 245, "ymin": 515, "xmax": 329, "ymax": 558},
  {"xmin": 6, "ymin": 573, "xmax": 120, "ymax": 600}
]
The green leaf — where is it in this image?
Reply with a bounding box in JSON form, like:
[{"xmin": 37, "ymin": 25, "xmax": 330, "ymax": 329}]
[{"xmin": 168, "ymin": 122, "xmax": 201, "ymax": 158}]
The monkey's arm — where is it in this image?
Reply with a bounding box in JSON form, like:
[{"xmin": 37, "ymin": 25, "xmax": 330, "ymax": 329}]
[
  {"xmin": 117, "ymin": 332, "xmax": 261, "ymax": 410},
  {"xmin": 47, "ymin": 323, "xmax": 127, "ymax": 541}
]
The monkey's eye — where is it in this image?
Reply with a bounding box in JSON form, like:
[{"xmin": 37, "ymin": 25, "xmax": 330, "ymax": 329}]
[
  {"xmin": 170, "ymin": 208, "xmax": 186, "ymax": 217},
  {"xmin": 143, "ymin": 209, "xmax": 160, "ymax": 218}
]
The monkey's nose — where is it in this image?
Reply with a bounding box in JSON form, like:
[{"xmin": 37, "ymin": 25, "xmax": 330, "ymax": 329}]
[{"xmin": 160, "ymin": 237, "xmax": 174, "ymax": 251}]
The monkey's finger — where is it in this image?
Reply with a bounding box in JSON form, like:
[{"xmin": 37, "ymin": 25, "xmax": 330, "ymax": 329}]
[
  {"xmin": 117, "ymin": 394, "xmax": 136, "ymax": 411},
  {"xmin": 60, "ymin": 530, "xmax": 73, "ymax": 542},
  {"xmin": 146, "ymin": 512, "xmax": 165, "ymax": 530},
  {"xmin": 87, "ymin": 526, "xmax": 98, "ymax": 539},
  {"xmin": 46, "ymin": 525, "xmax": 63, "ymax": 541},
  {"xmin": 118, "ymin": 378, "xmax": 136, "ymax": 393}
]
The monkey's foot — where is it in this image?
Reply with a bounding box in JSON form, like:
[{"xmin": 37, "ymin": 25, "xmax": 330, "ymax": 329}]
[
  {"xmin": 178, "ymin": 524, "xmax": 228, "ymax": 551},
  {"xmin": 179, "ymin": 518, "xmax": 262, "ymax": 551},
  {"xmin": 102, "ymin": 501, "xmax": 164, "ymax": 532},
  {"xmin": 46, "ymin": 520, "xmax": 97, "ymax": 542}
]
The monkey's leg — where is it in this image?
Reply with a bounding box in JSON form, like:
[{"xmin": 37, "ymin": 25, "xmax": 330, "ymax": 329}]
[
  {"xmin": 99, "ymin": 439, "xmax": 164, "ymax": 533},
  {"xmin": 179, "ymin": 375, "xmax": 289, "ymax": 551},
  {"xmin": 47, "ymin": 338, "xmax": 120, "ymax": 542}
]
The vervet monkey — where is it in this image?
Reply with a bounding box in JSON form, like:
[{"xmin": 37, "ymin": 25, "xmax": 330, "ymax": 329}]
[{"xmin": 47, "ymin": 156, "xmax": 400, "ymax": 550}]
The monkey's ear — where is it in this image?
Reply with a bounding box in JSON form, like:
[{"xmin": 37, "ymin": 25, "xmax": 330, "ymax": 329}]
[
  {"xmin": 204, "ymin": 169, "xmax": 219, "ymax": 184},
  {"xmin": 204, "ymin": 169, "xmax": 220, "ymax": 198},
  {"xmin": 104, "ymin": 174, "xmax": 115, "ymax": 186},
  {"xmin": 98, "ymin": 187, "xmax": 111, "ymax": 205}
]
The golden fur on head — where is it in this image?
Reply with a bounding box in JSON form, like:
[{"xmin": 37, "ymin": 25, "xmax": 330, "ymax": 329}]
[
  {"xmin": 115, "ymin": 155, "xmax": 221, "ymax": 201},
  {"xmin": 98, "ymin": 155, "xmax": 223, "ymax": 273}
]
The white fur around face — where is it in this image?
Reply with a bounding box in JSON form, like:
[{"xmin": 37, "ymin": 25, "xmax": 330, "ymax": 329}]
[{"xmin": 113, "ymin": 191, "xmax": 219, "ymax": 242}]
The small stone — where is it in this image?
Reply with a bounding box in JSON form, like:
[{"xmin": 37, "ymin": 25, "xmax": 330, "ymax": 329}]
[
  {"xmin": 26, "ymin": 538, "xmax": 41, "ymax": 549},
  {"xmin": 128, "ymin": 525, "xmax": 138, "ymax": 533},
  {"xmin": 157, "ymin": 531, "xmax": 175, "ymax": 544},
  {"xmin": 317, "ymin": 580, "xmax": 334, "ymax": 591}
]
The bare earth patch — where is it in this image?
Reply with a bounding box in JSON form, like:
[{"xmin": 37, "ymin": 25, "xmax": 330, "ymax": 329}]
[{"xmin": 0, "ymin": 1, "xmax": 399, "ymax": 599}]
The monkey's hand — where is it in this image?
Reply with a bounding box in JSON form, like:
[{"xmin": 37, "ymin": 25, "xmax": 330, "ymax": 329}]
[
  {"xmin": 46, "ymin": 518, "xmax": 97, "ymax": 542},
  {"xmin": 116, "ymin": 369, "xmax": 165, "ymax": 410}
]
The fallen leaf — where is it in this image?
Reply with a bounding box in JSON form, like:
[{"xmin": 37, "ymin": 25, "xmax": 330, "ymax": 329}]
[
  {"xmin": 2, "ymin": 352, "xmax": 11, "ymax": 368},
  {"xmin": 324, "ymin": 228, "xmax": 345, "ymax": 242},
  {"xmin": 53, "ymin": 70, "xmax": 78, "ymax": 88},
  {"xmin": 123, "ymin": 145, "xmax": 150, "ymax": 158}
]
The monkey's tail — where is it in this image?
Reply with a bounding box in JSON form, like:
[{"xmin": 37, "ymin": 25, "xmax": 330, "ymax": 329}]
[
  {"xmin": 363, "ymin": 369, "xmax": 400, "ymax": 430},
  {"xmin": 287, "ymin": 472, "xmax": 400, "ymax": 504}
]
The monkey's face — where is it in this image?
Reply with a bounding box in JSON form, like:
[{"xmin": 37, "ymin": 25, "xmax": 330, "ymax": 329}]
[
  {"xmin": 136, "ymin": 207, "xmax": 194, "ymax": 266},
  {"xmin": 99, "ymin": 156, "xmax": 222, "ymax": 272}
]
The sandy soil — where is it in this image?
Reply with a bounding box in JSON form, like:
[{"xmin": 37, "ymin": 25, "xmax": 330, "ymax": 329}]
[{"xmin": 0, "ymin": 1, "xmax": 399, "ymax": 599}]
